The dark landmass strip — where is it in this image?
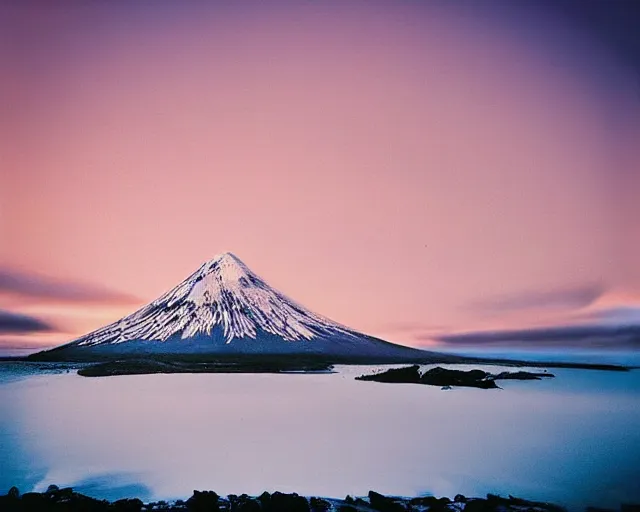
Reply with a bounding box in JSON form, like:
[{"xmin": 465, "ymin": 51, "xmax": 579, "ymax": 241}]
[
  {"xmin": 5, "ymin": 486, "xmax": 633, "ymax": 512},
  {"xmin": 26, "ymin": 347, "xmax": 465, "ymax": 365},
  {"xmin": 21, "ymin": 350, "xmax": 631, "ymax": 375},
  {"xmin": 0, "ymin": 360, "xmax": 86, "ymax": 371},
  {"xmin": 355, "ymin": 365, "xmax": 556, "ymax": 389},
  {"xmin": 0, "ymin": 355, "xmax": 629, "ymax": 379},
  {"xmin": 453, "ymin": 358, "xmax": 630, "ymax": 372},
  {"xmin": 77, "ymin": 358, "xmax": 335, "ymax": 377}
]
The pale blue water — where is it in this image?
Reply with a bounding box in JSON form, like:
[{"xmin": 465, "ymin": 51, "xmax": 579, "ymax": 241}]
[{"xmin": 0, "ymin": 363, "xmax": 638, "ymax": 510}]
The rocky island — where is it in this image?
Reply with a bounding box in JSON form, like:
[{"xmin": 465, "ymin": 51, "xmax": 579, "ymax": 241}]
[{"xmin": 355, "ymin": 366, "xmax": 555, "ymax": 389}]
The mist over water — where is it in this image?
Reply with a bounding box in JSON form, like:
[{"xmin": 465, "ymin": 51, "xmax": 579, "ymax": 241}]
[{"xmin": 0, "ymin": 365, "xmax": 639, "ymax": 510}]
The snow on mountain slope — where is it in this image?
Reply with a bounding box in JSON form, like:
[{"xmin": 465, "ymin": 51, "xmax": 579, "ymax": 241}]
[
  {"xmin": 71, "ymin": 253, "xmax": 358, "ymax": 348},
  {"xmin": 42, "ymin": 252, "xmax": 436, "ymax": 360}
]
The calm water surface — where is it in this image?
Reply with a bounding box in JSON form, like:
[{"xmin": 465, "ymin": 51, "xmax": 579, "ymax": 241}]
[{"xmin": 1, "ymin": 364, "xmax": 639, "ymax": 510}]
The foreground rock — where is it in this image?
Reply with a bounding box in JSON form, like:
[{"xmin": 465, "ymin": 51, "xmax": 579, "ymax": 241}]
[
  {"xmin": 355, "ymin": 366, "xmax": 555, "ymax": 389},
  {"xmin": 3, "ymin": 486, "xmax": 637, "ymax": 512}
]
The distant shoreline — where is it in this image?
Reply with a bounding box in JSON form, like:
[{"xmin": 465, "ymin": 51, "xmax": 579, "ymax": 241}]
[{"xmin": 0, "ymin": 354, "xmax": 631, "ymax": 379}]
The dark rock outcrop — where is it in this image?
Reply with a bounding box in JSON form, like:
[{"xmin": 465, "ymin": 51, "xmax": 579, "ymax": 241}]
[
  {"xmin": 368, "ymin": 490, "xmax": 407, "ymax": 511},
  {"xmin": 420, "ymin": 367, "xmax": 497, "ymax": 389},
  {"xmin": 1, "ymin": 486, "xmax": 109, "ymax": 512},
  {"xmin": 409, "ymin": 495, "xmax": 451, "ymax": 510},
  {"xmin": 267, "ymin": 492, "xmax": 310, "ymax": 512},
  {"xmin": 187, "ymin": 490, "xmax": 220, "ymax": 511},
  {"xmin": 355, "ymin": 365, "xmax": 421, "ymax": 384},
  {"xmin": 309, "ymin": 497, "xmax": 332, "ymax": 511},
  {"xmin": 229, "ymin": 493, "xmax": 261, "ymax": 512},
  {"xmin": 112, "ymin": 498, "xmax": 144, "ymax": 512},
  {"xmin": 356, "ymin": 366, "xmax": 556, "ymax": 389}
]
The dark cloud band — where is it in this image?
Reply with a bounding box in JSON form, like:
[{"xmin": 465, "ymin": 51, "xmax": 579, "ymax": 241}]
[
  {"xmin": 435, "ymin": 324, "xmax": 640, "ymax": 347},
  {"xmin": 0, "ymin": 309, "xmax": 54, "ymax": 335}
]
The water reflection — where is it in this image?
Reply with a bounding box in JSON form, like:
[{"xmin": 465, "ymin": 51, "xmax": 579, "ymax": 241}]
[{"xmin": 0, "ymin": 365, "xmax": 638, "ymax": 510}]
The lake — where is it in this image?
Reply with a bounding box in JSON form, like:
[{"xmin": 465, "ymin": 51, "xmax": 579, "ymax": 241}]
[{"xmin": 0, "ymin": 363, "xmax": 639, "ymax": 510}]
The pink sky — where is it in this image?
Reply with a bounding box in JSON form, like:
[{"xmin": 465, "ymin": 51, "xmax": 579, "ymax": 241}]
[{"xmin": 1, "ymin": 1, "xmax": 639, "ymax": 350}]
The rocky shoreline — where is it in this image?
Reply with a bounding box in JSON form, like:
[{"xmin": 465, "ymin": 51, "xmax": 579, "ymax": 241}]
[{"xmin": 5, "ymin": 486, "xmax": 635, "ymax": 512}]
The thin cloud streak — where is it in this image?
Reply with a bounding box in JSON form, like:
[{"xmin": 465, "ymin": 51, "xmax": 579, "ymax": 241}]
[
  {"xmin": 570, "ymin": 306, "xmax": 640, "ymax": 326},
  {"xmin": 0, "ymin": 268, "xmax": 140, "ymax": 305},
  {"xmin": 466, "ymin": 283, "xmax": 606, "ymax": 313},
  {"xmin": 375, "ymin": 322, "xmax": 451, "ymax": 334}
]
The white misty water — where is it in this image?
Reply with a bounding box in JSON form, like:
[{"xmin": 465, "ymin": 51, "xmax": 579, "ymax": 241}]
[{"xmin": 0, "ymin": 364, "xmax": 639, "ymax": 510}]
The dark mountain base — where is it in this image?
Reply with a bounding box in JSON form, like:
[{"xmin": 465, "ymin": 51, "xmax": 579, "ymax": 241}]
[
  {"xmin": 27, "ymin": 337, "xmax": 466, "ymax": 365},
  {"xmin": 5, "ymin": 485, "xmax": 623, "ymax": 512}
]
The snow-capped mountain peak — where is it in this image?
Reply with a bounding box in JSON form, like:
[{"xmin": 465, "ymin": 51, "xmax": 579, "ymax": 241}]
[
  {"xmin": 201, "ymin": 251, "xmax": 245, "ymax": 270},
  {"xmin": 188, "ymin": 252, "xmax": 257, "ymax": 305},
  {"xmin": 73, "ymin": 253, "xmax": 355, "ymax": 347},
  {"xmin": 42, "ymin": 252, "xmax": 432, "ymax": 362}
]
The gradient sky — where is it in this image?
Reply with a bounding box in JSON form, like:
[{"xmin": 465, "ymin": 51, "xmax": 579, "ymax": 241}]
[{"xmin": 1, "ymin": 0, "xmax": 639, "ymax": 351}]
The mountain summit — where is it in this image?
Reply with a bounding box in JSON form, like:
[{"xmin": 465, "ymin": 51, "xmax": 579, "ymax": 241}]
[{"xmin": 40, "ymin": 253, "xmax": 439, "ymax": 362}]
